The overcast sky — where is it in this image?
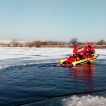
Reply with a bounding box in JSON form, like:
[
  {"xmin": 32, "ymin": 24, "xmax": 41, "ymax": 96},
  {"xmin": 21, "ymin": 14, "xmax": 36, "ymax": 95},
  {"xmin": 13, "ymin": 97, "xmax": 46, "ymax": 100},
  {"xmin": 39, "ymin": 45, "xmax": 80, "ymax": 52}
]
[{"xmin": 0, "ymin": 0, "xmax": 106, "ymax": 42}]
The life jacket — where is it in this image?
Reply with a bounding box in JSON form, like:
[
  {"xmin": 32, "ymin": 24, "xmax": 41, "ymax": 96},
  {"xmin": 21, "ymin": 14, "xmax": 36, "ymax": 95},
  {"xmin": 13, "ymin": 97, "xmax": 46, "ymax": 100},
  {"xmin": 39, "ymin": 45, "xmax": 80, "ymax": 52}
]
[
  {"xmin": 73, "ymin": 45, "xmax": 83, "ymax": 54},
  {"xmin": 84, "ymin": 46, "xmax": 95, "ymax": 54},
  {"xmin": 73, "ymin": 45, "xmax": 84, "ymax": 59},
  {"xmin": 73, "ymin": 46, "xmax": 80, "ymax": 54},
  {"xmin": 83, "ymin": 46, "xmax": 95, "ymax": 58}
]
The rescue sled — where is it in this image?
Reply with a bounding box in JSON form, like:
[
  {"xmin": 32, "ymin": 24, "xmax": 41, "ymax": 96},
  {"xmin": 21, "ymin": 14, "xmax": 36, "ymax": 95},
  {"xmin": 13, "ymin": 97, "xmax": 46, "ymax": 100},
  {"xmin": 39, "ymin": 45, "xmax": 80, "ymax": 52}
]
[{"xmin": 59, "ymin": 53, "xmax": 99, "ymax": 67}]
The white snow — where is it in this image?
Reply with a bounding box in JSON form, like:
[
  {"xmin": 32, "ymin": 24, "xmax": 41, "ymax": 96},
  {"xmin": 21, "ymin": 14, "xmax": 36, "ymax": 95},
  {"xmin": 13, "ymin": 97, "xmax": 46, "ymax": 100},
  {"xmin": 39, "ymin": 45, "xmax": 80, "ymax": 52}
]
[
  {"xmin": 63, "ymin": 95, "xmax": 106, "ymax": 106},
  {"xmin": 0, "ymin": 47, "xmax": 106, "ymax": 60},
  {"xmin": 0, "ymin": 47, "xmax": 106, "ymax": 69},
  {"xmin": 0, "ymin": 47, "xmax": 71, "ymax": 60}
]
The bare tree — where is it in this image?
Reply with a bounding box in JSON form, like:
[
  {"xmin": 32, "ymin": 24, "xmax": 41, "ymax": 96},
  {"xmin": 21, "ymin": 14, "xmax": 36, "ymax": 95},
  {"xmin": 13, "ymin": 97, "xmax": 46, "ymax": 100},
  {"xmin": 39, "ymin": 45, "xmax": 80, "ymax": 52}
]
[
  {"xmin": 31, "ymin": 41, "xmax": 43, "ymax": 47},
  {"xmin": 10, "ymin": 39, "xmax": 19, "ymax": 47},
  {"xmin": 69, "ymin": 38, "xmax": 79, "ymax": 46}
]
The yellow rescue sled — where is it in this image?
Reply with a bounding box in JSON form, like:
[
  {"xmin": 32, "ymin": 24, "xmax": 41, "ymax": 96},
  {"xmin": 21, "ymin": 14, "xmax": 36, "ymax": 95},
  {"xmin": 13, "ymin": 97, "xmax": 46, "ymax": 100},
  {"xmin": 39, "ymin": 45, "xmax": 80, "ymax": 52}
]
[{"xmin": 59, "ymin": 53, "xmax": 99, "ymax": 67}]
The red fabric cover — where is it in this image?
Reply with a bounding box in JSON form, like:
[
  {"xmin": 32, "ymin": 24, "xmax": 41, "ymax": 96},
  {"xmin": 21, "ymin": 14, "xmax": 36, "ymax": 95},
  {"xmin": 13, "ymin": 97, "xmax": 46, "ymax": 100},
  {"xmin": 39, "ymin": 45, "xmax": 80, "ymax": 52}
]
[{"xmin": 65, "ymin": 56, "xmax": 76, "ymax": 63}]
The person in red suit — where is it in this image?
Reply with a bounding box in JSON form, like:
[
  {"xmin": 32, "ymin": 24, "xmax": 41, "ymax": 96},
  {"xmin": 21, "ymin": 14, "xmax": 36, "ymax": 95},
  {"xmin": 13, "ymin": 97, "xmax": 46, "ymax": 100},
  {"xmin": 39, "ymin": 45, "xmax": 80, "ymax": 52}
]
[
  {"xmin": 73, "ymin": 45, "xmax": 84, "ymax": 60},
  {"xmin": 83, "ymin": 42, "xmax": 95, "ymax": 58},
  {"xmin": 64, "ymin": 45, "xmax": 82, "ymax": 64}
]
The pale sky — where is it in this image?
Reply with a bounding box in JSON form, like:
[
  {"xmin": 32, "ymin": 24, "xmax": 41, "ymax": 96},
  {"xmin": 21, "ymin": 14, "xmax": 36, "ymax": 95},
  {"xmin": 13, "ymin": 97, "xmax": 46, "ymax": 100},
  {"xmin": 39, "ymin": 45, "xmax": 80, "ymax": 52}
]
[{"xmin": 0, "ymin": 0, "xmax": 106, "ymax": 42}]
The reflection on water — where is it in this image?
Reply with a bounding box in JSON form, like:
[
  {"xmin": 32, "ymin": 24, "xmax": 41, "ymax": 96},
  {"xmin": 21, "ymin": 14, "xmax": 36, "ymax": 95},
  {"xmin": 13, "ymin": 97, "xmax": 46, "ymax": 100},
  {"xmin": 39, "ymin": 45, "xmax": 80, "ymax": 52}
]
[
  {"xmin": 69, "ymin": 64, "xmax": 95, "ymax": 81},
  {"xmin": 68, "ymin": 64, "xmax": 96, "ymax": 92}
]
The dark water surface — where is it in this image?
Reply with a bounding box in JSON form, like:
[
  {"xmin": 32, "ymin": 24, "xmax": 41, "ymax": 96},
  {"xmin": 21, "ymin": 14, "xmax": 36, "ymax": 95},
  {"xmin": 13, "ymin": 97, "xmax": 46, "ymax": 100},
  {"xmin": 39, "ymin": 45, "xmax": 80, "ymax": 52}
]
[{"xmin": 0, "ymin": 60, "xmax": 106, "ymax": 106}]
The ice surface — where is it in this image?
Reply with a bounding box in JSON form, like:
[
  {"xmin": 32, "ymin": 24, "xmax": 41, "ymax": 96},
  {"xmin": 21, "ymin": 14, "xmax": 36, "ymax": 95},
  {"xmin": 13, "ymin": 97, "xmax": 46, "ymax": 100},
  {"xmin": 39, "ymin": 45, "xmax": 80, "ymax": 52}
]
[
  {"xmin": 0, "ymin": 47, "xmax": 106, "ymax": 69},
  {"xmin": 63, "ymin": 95, "xmax": 106, "ymax": 106},
  {"xmin": 0, "ymin": 47, "xmax": 105, "ymax": 60},
  {"xmin": 0, "ymin": 47, "xmax": 71, "ymax": 60}
]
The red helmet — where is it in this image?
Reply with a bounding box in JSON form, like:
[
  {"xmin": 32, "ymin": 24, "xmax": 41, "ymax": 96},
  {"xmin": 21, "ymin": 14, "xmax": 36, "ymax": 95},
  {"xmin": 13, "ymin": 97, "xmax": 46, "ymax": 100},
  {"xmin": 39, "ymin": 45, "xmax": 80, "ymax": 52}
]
[{"xmin": 87, "ymin": 42, "xmax": 93, "ymax": 46}]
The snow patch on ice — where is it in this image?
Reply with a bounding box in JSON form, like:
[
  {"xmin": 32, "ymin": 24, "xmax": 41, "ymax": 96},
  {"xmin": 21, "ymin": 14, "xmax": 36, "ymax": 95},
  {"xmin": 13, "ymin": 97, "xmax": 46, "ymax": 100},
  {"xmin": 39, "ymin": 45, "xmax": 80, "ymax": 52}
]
[{"xmin": 63, "ymin": 95, "xmax": 106, "ymax": 106}]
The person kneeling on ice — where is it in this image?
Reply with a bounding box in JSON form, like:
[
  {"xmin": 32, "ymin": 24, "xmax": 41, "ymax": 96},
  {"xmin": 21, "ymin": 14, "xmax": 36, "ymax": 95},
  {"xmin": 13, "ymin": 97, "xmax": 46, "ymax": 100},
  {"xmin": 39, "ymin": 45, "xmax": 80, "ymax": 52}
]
[{"xmin": 83, "ymin": 42, "xmax": 95, "ymax": 58}]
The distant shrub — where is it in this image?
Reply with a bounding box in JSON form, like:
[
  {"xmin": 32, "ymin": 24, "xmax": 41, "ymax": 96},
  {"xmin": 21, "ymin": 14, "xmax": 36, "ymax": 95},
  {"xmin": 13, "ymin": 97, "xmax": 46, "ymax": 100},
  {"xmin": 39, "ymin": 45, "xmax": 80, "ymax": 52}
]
[{"xmin": 96, "ymin": 40, "xmax": 106, "ymax": 45}]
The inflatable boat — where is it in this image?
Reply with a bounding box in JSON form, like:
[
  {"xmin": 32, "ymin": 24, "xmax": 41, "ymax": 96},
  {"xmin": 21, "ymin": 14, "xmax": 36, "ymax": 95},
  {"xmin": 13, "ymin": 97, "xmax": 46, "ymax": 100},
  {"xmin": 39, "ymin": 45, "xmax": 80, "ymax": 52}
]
[{"xmin": 59, "ymin": 53, "xmax": 99, "ymax": 67}]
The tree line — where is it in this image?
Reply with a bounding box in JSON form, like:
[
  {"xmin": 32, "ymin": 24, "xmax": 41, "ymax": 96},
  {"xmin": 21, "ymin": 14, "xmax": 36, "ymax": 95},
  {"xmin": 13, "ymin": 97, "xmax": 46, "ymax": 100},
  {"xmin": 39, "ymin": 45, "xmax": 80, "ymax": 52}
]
[{"xmin": 0, "ymin": 38, "xmax": 106, "ymax": 48}]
